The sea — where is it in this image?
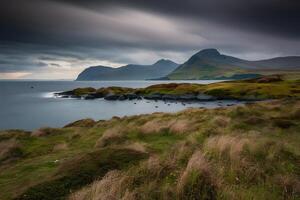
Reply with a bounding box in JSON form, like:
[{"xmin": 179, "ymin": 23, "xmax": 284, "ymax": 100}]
[{"xmin": 0, "ymin": 80, "xmax": 242, "ymax": 131}]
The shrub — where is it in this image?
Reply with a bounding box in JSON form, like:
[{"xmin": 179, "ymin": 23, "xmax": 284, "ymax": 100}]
[
  {"xmin": 177, "ymin": 151, "xmax": 216, "ymax": 200},
  {"xmin": 273, "ymin": 119, "xmax": 295, "ymax": 129},
  {"xmin": 64, "ymin": 119, "xmax": 96, "ymax": 128},
  {"xmin": 52, "ymin": 143, "xmax": 68, "ymax": 152},
  {"xmin": 0, "ymin": 138, "xmax": 23, "ymax": 163},
  {"xmin": 31, "ymin": 127, "xmax": 60, "ymax": 137},
  {"xmin": 69, "ymin": 170, "xmax": 133, "ymax": 200},
  {"xmin": 95, "ymin": 126, "xmax": 126, "ymax": 148}
]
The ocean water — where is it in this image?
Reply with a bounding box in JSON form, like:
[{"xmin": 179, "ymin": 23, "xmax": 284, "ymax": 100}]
[{"xmin": 0, "ymin": 80, "xmax": 241, "ymax": 131}]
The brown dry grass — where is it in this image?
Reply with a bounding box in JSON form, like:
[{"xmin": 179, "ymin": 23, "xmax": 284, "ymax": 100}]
[
  {"xmin": 169, "ymin": 119, "xmax": 197, "ymax": 134},
  {"xmin": 204, "ymin": 135, "xmax": 250, "ymax": 161},
  {"xmin": 52, "ymin": 143, "xmax": 68, "ymax": 152},
  {"xmin": 139, "ymin": 119, "xmax": 171, "ymax": 134},
  {"xmin": 123, "ymin": 142, "xmax": 147, "ymax": 153},
  {"xmin": 95, "ymin": 126, "xmax": 125, "ymax": 148},
  {"xmin": 64, "ymin": 119, "xmax": 96, "ymax": 128},
  {"xmin": 211, "ymin": 116, "xmax": 231, "ymax": 127},
  {"xmin": 275, "ymin": 175, "xmax": 300, "ymax": 198},
  {"xmin": 177, "ymin": 150, "xmax": 210, "ymax": 191},
  {"xmin": 0, "ymin": 138, "xmax": 22, "ymax": 162},
  {"xmin": 31, "ymin": 127, "xmax": 58, "ymax": 137},
  {"xmin": 139, "ymin": 117, "xmax": 197, "ymax": 135},
  {"xmin": 69, "ymin": 170, "xmax": 133, "ymax": 200},
  {"xmin": 145, "ymin": 155, "xmax": 161, "ymax": 171}
]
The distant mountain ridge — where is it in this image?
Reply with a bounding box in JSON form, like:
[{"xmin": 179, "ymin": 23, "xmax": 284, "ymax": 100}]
[
  {"xmin": 167, "ymin": 48, "xmax": 300, "ymax": 80},
  {"xmin": 76, "ymin": 49, "xmax": 300, "ymax": 81},
  {"xmin": 76, "ymin": 59, "xmax": 179, "ymax": 81}
]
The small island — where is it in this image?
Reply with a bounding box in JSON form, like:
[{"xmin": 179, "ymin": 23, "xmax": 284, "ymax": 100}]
[{"xmin": 56, "ymin": 74, "xmax": 300, "ymax": 101}]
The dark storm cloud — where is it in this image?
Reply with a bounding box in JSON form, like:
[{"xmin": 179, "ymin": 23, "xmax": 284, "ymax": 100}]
[
  {"xmin": 53, "ymin": 0, "xmax": 300, "ymax": 39},
  {"xmin": 0, "ymin": 0, "xmax": 299, "ymax": 78}
]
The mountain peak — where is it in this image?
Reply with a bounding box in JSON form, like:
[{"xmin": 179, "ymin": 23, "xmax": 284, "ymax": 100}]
[
  {"xmin": 153, "ymin": 59, "xmax": 177, "ymax": 66},
  {"xmin": 195, "ymin": 48, "xmax": 221, "ymax": 58}
]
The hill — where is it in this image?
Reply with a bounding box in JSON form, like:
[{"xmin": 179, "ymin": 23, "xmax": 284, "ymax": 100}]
[
  {"xmin": 76, "ymin": 59, "xmax": 179, "ymax": 81},
  {"xmin": 167, "ymin": 49, "xmax": 300, "ymax": 79}
]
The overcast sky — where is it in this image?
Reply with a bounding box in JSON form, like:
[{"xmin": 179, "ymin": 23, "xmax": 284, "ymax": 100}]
[{"xmin": 0, "ymin": 0, "xmax": 299, "ymax": 79}]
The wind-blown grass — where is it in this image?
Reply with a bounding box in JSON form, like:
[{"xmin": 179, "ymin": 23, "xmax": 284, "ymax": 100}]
[{"xmin": 0, "ymin": 99, "xmax": 299, "ymax": 199}]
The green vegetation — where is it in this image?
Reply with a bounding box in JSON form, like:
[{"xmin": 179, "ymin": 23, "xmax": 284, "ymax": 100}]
[
  {"xmin": 166, "ymin": 48, "xmax": 300, "ymax": 80},
  {"xmin": 66, "ymin": 75, "xmax": 300, "ymax": 100},
  {"xmin": 0, "ymin": 99, "xmax": 299, "ymax": 199}
]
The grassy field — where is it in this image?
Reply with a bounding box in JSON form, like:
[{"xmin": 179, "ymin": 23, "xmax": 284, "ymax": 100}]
[{"xmin": 0, "ymin": 98, "xmax": 299, "ymax": 199}]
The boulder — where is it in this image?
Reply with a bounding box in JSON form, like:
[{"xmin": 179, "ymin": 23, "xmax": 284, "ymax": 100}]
[
  {"xmin": 104, "ymin": 94, "xmax": 121, "ymax": 100},
  {"xmin": 118, "ymin": 95, "xmax": 128, "ymax": 101},
  {"xmin": 178, "ymin": 94, "xmax": 197, "ymax": 101},
  {"xmin": 162, "ymin": 94, "xmax": 178, "ymax": 100},
  {"xmin": 143, "ymin": 93, "xmax": 162, "ymax": 100},
  {"xmin": 196, "ymin": 94, "xmax": 217, "ymax": 101},
  {"xmin": 126, "ymin": 93, "xmax": 140, "ymax": 100},
  {"xmin": 83, "ymin": 94, "xmax": 96, "ymax": 100}
]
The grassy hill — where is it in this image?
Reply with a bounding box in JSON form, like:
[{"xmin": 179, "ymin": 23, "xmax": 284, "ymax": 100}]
[
  {"xmin": 0, "ymin": 100, "xmax": 299, "ymax": 199},
  {"xmin": 167, "ymin": 49, "xmax": 300, "ymax": 80}
]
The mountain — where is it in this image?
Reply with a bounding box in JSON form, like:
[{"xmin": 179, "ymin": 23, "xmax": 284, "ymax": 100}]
[
  {"xmin": 167, "ymin": 48, "xmax": 300, "ymax": 80},
  {"xmin": 76, "ymin": 59, "xmax": 179, "ymax": 81}
]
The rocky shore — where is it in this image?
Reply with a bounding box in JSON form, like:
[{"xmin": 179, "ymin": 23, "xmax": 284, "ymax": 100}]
[
  {"xmin": 55, "ymin": 90, "xmax": 218, "ymax": 101},
  {"xmin": 54, "ymin": 75, "xmax": 300, "ymax": 102}
]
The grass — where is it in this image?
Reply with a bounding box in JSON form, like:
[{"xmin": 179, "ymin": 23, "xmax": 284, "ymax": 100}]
[
  {"xmin": 0, "ymin": 83, "xmax": 300, "ymax": 199},
  {"xmin": 17, "ymin": 148, "xmax": 147, "ymax": 200}
]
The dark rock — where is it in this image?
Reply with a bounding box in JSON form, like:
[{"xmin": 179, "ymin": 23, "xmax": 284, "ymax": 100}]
[
  {"xmin": 55, "ymin": 90, "xmax": 74, "ymax": 96},
  {"xmin": 118, "ymin": 95, "xmax": 128, "ymax": 101},
  {"xmin": 162, "ymin": 94, "xmax": 178, "ymax": 100},
  {"xmin": 104, "ymin": 94, "xmax": 120, "ymax": 100},
  {"xmin": 196, "ymin": 94, "xmax": 217, "ymax": 101},
  {"xmin": 126, "ymin": 93, "xmax": 140, "ymax": 100},
  {"xmin": 178, "ymin": 94, "xmax": 197, "ymax": 101},
  {"xmin": 92, "ymin": 93, "xmax": 105, "ymax": 98},
  {"xmin": 143, "ymin": 93, "xmax": 162, "ymax": 100},
  {"xmin": 84, "ymin": 94, "xmax": 96, "ymax": 100},
  {"xmin": 273, "ymin": 118, "xmax": 295, "ymax": 129}
]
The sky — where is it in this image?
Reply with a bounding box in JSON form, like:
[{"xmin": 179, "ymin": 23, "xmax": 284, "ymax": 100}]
[{"xmin": 0, "ymin": 0, "xmax": 299, "ymax": 79}]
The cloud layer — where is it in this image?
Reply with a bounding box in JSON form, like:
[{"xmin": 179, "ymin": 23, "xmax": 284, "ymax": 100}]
[{"xmin": 0, "ymin": 0, "xmax": 299, "ymax": 79}]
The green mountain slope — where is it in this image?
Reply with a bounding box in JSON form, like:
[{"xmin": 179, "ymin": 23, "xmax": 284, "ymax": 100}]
[{"xmin": 167, "ymin": 49, "xmax": 300, "ymax": 80}]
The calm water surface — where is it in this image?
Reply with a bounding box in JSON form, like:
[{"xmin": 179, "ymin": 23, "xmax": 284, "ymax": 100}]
[{"xmin": 0, "ymin": 80, "xmax": 241, "ymax": 130}]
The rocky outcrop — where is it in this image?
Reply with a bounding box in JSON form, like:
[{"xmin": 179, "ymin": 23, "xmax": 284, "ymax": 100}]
[
  {"xmin": 104, "ymin": 94, "xmax": 121, "ymax": 100},
  {"xmin": 143, "ymin": 93, "xmax": 162, "ymax": 100},
  {"xmin": 56, "ymin": 90, "xmax": 218, "ymax": 102},
  {"xmin": 143, "ymin": 93, "xmax": 217, "ymax": 102}
]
